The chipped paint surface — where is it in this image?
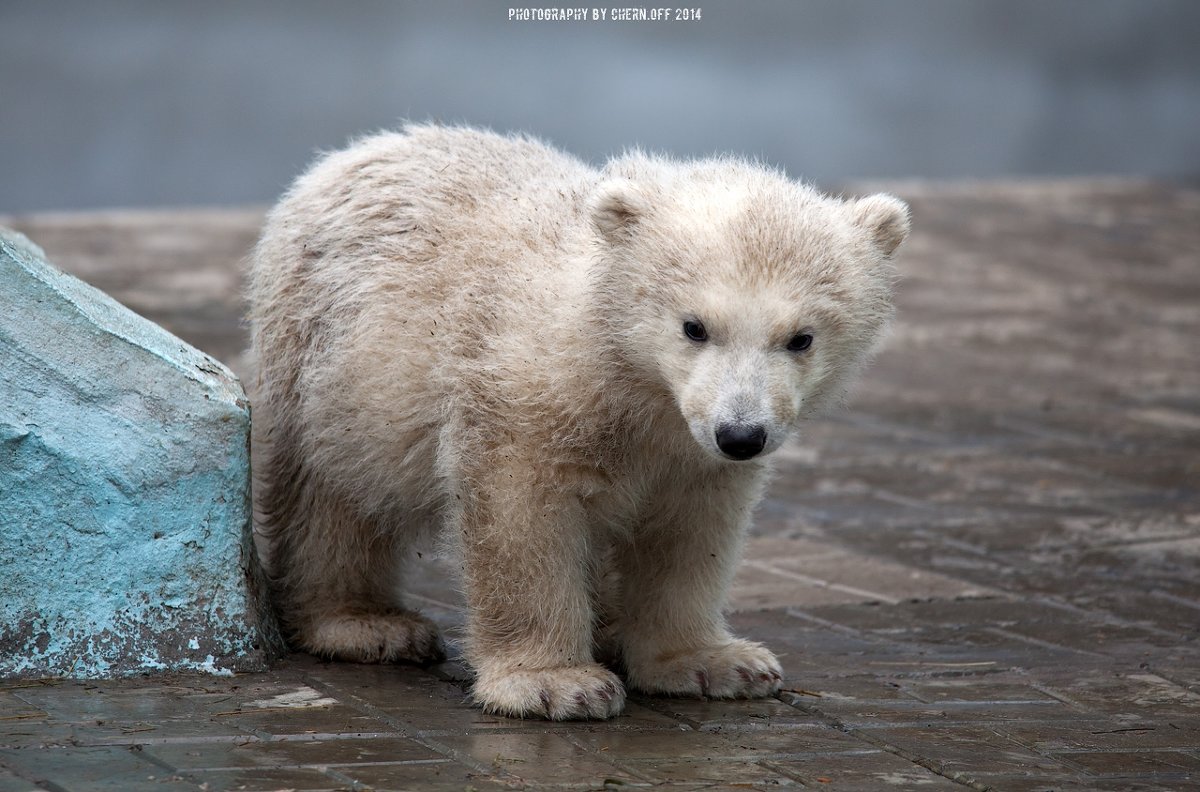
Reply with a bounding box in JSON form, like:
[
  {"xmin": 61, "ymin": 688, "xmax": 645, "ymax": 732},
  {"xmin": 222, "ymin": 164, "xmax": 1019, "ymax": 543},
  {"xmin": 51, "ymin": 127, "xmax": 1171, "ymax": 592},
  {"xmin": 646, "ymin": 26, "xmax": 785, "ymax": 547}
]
[{"xmin": 0, "ymin": 228, "xmax": 282, "ymax": 678}]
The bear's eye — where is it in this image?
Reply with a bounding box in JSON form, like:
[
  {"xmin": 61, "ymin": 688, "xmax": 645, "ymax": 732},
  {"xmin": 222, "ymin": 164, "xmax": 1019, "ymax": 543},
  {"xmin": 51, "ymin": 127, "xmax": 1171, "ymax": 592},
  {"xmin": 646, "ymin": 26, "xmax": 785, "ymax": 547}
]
[
  {"xmin": 683, "ymin": 320, "xmax": 708, "ymax": 343},
  {"xmin": 787, "ymin": 333, "xmax": 814, "ymax": 352}
]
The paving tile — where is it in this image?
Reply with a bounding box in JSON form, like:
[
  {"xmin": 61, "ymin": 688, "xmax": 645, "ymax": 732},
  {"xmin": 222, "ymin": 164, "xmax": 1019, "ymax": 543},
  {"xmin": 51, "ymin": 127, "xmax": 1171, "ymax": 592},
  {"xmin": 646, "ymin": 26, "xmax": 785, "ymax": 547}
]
[
  {"xmin": 828, "ymin": 702, "xmax": 1086, "ymax": 730},
  {"xmin": 797, "ymin": 674, "xmax": 917, "ymax": 698},
  {"xmin": 181, "ymin": 766, "xmax": 344, "ymax": 791},
  {"xmin": 299, "ymin": 662, "xmax": 471, "ymax": 711},
  {"xmin": 0, "ymin": 722, "xmax": 76, "ymax": 750},
  {"xmin": 736, "ymin": 538, "xmax": 996, "ymax": 610},
  {"xmin": 0, "ymin": 692, "xmax": 48, "ymax": 722},
  {"xmin": 860, "ymin": 724, "xmax": 1077, "ymax": 777},
  {"xmin": 794, "ymin": 697, "xmax": 997, "ymax": 729},
  {"xmin": 796, "ymin": 596, "xmax": 1066, "ymax": 633},
  {"xmin": 727, "ymin": 609, "xmax": 924, "ymax": 676},
  {"xmin": 335, "ymin": 759, "xmax": 529, "ymax": 790},
  {"xmin": 0, "ymin": 745, "xmax": 199, "ymax": 792},
  {"xmin": 563, "ymin": 697, "xmax": 699, "ymax": 732},
  {"xmin": 215, "ymin": 707, "xmax": 398, "ymax": 738},
  {"xmin": 0, "ymin": 767, "xmax": 49, "ymax": 792},
  {"xmin": 1069, "ymin": 589, "xmax": 1200, "ymax": 637},
  {"xmin": 567, "ymin": 729, "xmax": 770, "ymax": 761},
  {"xmin": 1052, "ymin": 749, "xmax": 1200, "ymax": 776},
  {"xmin": 636, "ymin": 695, "xmax": 816, "ymax": 731},
  {"xmin": 901, "ymin": 677, "xmax": 1063, "ymax": 704},
  {"xmin": 970, "ymin": 777, "xmax": 1180, "ymax": 792},
  {"xmin": 4, "ymin": 722, "xmax": 237, "ymax": 752},
  {"xmin": 870, "ymin": 623, "xmax": 1059, "ymax": 655},
  {"xmin": 772, "ymin": 552, "xmax": 996, "ymax": 604},
  {"xmin": 998, "ymin": 617, "xmax": 1178, "ymax": 655},
  {"xmin": 11, "ymin": 683, "xmax": 205, "ymax": 723},
  {"xmin": 999, "ymin": 720, "xmax": 1200, "ymax": 753},
  {"xmin": 1043, "ymin": 447, "xmax": 1200, "ymax": 493},
  {"xmin": 1036, "ymin": 671, "xmax": 1200, "ymax": 718},
  {"xmin": 143, "ymin": 735, "xmax": 440, "ymax": 771},
  {"xmin": 731, "ymin": 561, "xmax": 863, "ymax": 610},
  {"xmin": 191, "ymin": 683, "xmax": 406, "ymax": 738},
  {"xmin": 359, "ymin": 702, "xmax": 520, "ymax": 736},
  {"xmin": 765, "ymin": 750, "xmax": 964, "ymax": 789},
  {"xmin": 701, "ymin": 724, "xmax": 871, "ymax": 757},
  {"xmin": 628, "ymin": 757, "xmax": 801, "ymax": 786},
  {"xmin": 428, "ymin": 732, "xmax": 646, "ymax": 786}
]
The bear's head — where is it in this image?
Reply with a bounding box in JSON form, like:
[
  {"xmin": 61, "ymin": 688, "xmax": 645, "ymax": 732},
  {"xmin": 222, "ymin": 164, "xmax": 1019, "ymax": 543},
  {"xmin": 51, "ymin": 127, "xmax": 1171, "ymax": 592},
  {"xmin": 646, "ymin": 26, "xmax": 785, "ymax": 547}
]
[{"xmin": 589, "ymin": 155, "xmax": 908, "ymax": 462}]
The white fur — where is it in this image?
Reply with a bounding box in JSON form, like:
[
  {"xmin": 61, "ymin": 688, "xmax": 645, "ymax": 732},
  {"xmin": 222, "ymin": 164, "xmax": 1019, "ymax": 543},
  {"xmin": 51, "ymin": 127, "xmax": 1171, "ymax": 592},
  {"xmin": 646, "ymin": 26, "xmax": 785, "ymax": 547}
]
[{"xmin": 248, "ymin": 124, "xmax": 908, "ymax": 720}]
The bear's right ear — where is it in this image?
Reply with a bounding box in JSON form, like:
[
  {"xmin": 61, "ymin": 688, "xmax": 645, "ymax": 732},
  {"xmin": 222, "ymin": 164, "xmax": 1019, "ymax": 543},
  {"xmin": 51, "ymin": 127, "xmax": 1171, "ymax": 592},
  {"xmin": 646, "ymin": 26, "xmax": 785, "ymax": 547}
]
[
  {"xmin": 591, "ymin": 180, "xmax": 647, "ymax": 243},
  {"xmin": 849, "ymin": 193, "xmax": 911, "ymax": 257}
]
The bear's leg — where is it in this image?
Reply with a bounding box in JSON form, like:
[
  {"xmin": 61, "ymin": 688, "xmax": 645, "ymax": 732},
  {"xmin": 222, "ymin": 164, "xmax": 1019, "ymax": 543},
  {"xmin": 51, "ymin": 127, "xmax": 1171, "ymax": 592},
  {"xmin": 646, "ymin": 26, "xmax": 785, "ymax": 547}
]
[
  {"xmin": 615, "ymin": 471, "xmax": 783, "ymax": 699},
  {"xmin": 266, "ymin": 483, "xmax": 444, "ymax": 665},
  {"xmin": 457, "ymin": 460, "xmax": 625, "ymax": 720}
]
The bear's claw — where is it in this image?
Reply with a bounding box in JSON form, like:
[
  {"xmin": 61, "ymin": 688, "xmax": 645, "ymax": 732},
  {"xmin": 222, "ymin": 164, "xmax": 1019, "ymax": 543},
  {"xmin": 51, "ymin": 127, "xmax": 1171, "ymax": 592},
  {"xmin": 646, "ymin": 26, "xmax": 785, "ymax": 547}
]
[{"xmin": 473, "ymin": 663, "xmax": 626, "ymax": 721}]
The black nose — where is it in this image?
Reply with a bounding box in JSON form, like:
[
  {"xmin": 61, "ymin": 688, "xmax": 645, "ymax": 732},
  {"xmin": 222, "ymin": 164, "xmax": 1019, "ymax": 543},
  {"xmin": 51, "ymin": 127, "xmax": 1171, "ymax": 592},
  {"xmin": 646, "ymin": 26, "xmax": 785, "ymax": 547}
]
[{"xmin": 715, "ymin": 423, "xmax": 767, "ymax": 460}]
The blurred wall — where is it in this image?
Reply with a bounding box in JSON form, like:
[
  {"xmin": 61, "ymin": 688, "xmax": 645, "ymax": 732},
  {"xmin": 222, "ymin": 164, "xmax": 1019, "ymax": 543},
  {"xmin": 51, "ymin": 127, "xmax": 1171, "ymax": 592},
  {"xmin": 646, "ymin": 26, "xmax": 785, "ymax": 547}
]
[{"xmin": 2, "ymin": 0, "xmax": 1198, "ymax": 212}]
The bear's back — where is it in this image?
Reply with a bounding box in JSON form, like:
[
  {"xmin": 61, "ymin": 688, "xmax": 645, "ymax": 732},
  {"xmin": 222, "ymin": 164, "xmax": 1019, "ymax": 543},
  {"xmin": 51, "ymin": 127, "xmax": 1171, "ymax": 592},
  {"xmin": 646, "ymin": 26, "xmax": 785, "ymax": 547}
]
[{"xmin": 255, "ymin": 124, "xmax": 596, "ymax": 316}]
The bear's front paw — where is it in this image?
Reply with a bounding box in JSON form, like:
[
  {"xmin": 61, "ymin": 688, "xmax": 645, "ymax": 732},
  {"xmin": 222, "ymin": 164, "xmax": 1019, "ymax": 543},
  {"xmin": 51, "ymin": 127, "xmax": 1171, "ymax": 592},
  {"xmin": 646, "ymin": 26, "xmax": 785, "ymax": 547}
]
[
  {"xmin": 626, "ymin": 639, "xmax": 782, "ymax": 699},
  {"xmin": 473, "ymin": 663, "xmax": 626, "ymax": 720}
]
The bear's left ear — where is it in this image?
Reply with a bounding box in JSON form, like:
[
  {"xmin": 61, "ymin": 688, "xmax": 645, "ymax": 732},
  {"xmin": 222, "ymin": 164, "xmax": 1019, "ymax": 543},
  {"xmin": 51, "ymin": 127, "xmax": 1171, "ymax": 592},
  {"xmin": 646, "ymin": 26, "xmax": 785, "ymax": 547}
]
[
  {"xmin": 849, "ymin": 194, "xmax": 910, "ymax": 257},
  {"xmin": 591, "ymin": 179, "xmax": 648, "ymax": 243}
]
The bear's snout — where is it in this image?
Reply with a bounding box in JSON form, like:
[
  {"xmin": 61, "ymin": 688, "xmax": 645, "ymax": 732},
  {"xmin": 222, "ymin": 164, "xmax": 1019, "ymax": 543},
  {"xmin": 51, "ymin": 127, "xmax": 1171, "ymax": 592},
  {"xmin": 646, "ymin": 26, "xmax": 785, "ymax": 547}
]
[{"xmin": 715, "ymin": 423, "xmax": 767, "ymax": 460}]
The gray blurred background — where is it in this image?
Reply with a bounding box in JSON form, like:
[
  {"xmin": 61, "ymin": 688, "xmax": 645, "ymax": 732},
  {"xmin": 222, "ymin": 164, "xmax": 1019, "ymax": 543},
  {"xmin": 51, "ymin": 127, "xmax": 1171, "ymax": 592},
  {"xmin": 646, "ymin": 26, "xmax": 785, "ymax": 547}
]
[{"xmin": 2, "ymin": 0, "xmax": 1198, "ymax": 213}]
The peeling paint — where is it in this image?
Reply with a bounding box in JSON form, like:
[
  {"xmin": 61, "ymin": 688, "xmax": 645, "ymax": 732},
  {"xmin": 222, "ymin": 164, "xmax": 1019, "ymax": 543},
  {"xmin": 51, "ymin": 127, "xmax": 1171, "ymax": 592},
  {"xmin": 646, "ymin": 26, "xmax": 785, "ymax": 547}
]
[{"xmin": 0, "ymin": 228, "xmax": 284, "ymax": 678}]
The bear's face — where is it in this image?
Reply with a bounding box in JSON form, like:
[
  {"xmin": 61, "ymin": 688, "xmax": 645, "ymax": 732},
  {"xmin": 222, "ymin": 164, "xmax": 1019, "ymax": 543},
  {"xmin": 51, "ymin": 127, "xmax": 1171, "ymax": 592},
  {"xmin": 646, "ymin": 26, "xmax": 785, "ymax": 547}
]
[{"xmin": 591, "ymin": 162, "xmax": 908, "ymax": 462}]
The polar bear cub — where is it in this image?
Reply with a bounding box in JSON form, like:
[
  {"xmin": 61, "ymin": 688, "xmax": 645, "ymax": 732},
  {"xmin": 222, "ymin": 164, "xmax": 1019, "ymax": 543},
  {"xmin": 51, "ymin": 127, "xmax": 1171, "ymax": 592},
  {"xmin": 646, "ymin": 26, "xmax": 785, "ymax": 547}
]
[{"xmin": 249, "ymin": 124, "xmax": 908, "ymax": 720}]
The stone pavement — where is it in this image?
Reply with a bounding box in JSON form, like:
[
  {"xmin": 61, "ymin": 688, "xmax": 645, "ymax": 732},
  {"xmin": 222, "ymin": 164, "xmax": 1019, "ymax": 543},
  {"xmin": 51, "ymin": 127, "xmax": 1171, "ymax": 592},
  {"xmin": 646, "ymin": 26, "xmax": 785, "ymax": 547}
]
[{"xmin": 1, "ymin": 181, "xmax": 1198, "ymax": 790}]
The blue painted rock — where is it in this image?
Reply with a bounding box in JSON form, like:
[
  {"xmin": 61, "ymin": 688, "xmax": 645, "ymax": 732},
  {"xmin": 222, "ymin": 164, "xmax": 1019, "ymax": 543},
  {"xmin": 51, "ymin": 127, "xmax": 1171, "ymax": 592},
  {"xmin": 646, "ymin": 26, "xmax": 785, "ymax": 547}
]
[{"xmin": 0, "ymin": 228, "xmax": 282, "ymax": 678}]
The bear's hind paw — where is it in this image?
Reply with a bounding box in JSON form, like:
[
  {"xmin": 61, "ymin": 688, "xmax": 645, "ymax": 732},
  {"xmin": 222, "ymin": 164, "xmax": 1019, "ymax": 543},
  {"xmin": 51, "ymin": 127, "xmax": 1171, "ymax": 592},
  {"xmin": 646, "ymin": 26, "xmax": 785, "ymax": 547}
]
[{"xmin": 297, "ymin": 608, "xmax": 445, "ymax": 666}]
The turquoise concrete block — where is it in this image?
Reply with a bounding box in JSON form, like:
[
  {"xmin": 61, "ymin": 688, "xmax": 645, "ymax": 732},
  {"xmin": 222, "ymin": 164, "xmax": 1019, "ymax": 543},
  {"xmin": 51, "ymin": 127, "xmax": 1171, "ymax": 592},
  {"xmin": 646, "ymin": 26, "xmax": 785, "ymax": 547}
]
[{"xmin": 0, "ymin": 228, "xmax": 282, "ymax": 678}]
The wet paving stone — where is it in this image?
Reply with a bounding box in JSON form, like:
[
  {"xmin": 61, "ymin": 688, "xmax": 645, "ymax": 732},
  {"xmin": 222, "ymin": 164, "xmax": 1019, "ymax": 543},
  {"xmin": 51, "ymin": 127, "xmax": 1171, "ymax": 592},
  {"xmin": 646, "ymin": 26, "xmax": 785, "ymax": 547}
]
[
  {"xmin": 567, "ymin": 728, "xmax": 774, "ymax": 762},
  {"xmin": 217, "ymin": 705, "xmax": 399, "ymax": 739},
  {"xmin": 970, "ymin": 778, "xmax": 1185, "ymax": 792},
  {"xmin": 998, "ymin": 719, "xmax": 1200, "ymax": 753},
  {"xmin": 1056, "ymin": 748, "xmax": 1200, "ymax": 776},
  {"xmin": 2, "ymin": 182, "xmax": 1199, "ymax": 789},
  {"xmin": 332, "ymin": 760, "xmax": 514, "ymax": 791},
  {"xmin": 143, "ymin": 734, "xmax": 441, "ymax": 771},
  {"xmin": 635, "ymin": 695, "xmax": 817, "ymax": 732},
  {"xmin": 0, "ymin": 766, "xmax": 47, "ymax": 792},
  {"xmin": 765, "ymin": 750, "xmax": 965, "ymax": 789},
  {"xmin": 703, "ymin": 724, "xmax": 871, "ymax": 756},
  {"xmin": 428, "ymin": 732, "xmax": 649, "ymax": 786},
  {"xmin": 36, "ymin": 718, "xmax": 249, "ymax": 749},
  {"xmin": 181, "ymin": 766, "xmax": 345, "ymax": 792},
  {"xmin": 900, "ymin": 677, "xmax": 1067, "ymax": 705},
  {"xmin": 863, "ymin": 724, "xmax": 1079, "ymax": 776},
  {"xmin": 630, "ymin": 756, "xmax": 802, "ymax": 786},
  {"xmin": 0, "ymin": 745, "xmax": 198, "ymax": 791}
]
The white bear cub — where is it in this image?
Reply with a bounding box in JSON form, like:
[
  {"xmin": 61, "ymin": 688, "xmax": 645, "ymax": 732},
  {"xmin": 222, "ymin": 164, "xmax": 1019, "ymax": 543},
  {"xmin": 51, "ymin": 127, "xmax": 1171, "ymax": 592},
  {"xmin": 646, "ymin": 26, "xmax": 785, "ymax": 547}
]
[{"xmin": 249, "ymin": 124, "xmax": 908, "ymax": 720}]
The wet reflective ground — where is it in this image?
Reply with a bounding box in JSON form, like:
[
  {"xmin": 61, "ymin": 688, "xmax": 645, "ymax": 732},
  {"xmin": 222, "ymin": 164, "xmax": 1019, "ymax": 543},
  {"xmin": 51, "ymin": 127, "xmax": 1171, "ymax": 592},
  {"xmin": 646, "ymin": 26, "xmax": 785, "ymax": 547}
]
[{"xmin": 2, "ymin": 181, "xmax": 1199, "ymax": 789}]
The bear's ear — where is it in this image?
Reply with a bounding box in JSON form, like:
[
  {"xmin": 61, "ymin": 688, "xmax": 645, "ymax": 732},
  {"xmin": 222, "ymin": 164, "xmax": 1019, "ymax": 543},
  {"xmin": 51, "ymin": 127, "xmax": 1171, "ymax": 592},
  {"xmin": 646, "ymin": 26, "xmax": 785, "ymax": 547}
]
[
  {"xmin": 591, "ymin": 179, "xmax": 648, "ymax": 243},
  {"xmin": 849, "ymin": 193, "xmax": 910, "ymax": 257}
]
